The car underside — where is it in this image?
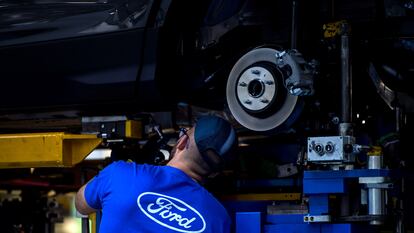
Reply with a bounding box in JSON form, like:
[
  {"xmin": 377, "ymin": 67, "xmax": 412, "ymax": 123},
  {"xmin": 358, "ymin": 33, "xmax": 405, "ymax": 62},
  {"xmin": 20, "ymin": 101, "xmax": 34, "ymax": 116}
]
[{"xmin": 0, "ymin": 0, "xmax": 413, "ymax": 134}]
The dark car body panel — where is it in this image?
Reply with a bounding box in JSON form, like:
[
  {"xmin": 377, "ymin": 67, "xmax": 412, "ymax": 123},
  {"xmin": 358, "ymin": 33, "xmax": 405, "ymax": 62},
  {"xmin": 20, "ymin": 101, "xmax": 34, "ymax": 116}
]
[
  {"xmin": 0, "ymin": 0, "xmax": 154, "ymax": 46},
  {"xmin": 0, "ymin": 0, "xmax": 159, "ymax": 114}
]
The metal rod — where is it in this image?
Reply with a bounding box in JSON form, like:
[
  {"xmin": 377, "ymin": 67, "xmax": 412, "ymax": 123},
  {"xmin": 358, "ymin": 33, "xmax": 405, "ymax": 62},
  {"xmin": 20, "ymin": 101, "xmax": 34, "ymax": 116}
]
[
  {"xmin": 81, "ymin": 170, "xmax": 90, "ymax": 233},
  {"xmin": 396, "ymin": 107, "xmax": 401, "ymax": 132},
  {"xmin": 330, "ymin": 0, "xmax": 335, "ymax": 19},
  {"xmin": 396, "ymin": 177, "xmax": 406, "ymax": 233},
  {"xmin": 368, "ymin": 155, "xmax": 381, "ymax": 169},
  {"xmin": 291, "ymin": 0, "xmax": 298, "ymax": 49},
  {"xmin": 82, "ymin": 219, "xmax": 90, "ymax": 233},
  {"xmin": 368, "ymin": 188, "xmax": 384, "ymax": 222},
  {"xmin": 341, "ymin": 33, "xmax": 351, "ymax": 124},
  {"xmin": 368, "ymin": 155, "xmax": 384, "ymax": 225},
  {"xmin": 395, "ymin": 106, "xmax": 405, "ymax": 232}
]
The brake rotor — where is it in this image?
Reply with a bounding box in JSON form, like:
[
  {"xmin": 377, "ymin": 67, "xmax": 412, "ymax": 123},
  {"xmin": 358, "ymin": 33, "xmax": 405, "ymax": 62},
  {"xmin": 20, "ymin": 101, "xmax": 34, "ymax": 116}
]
[{"xmin": 226, "ymin": 47, "xmax": 299, "ymax": 132}]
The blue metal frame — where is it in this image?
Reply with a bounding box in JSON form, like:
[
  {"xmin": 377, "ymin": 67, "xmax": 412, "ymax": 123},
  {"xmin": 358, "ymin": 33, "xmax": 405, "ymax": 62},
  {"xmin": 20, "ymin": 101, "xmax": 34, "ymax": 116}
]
[
  {"xmin": 234, "ymin": 213, "xmax": 377, "ymax": 233},
  {"xmin": 234, "ymin": 211, "xmax": 378, "ymax": 233},
  {"xmin": 233, "ymin": 169, "xmax": 391, "ymax": 233},
  {"xmin": 304, "ymin": 169, "xmax": 391, "ymax": 194},
  {"xmin": 236, "ymin": 212, "xmax": 261, "ymax": 233}
]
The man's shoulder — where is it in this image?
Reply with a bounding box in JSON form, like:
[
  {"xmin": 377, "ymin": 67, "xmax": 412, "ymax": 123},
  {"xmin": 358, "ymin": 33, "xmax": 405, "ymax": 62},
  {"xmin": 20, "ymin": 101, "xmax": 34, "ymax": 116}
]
[
  {"xmin": 103, "ymin": 162, "xmax": 187, "ymax": 181},
  {"xmin": 105, "ymin": 161, "xmax": 155, "ymax": 171},
  {"xmin": 101, "ymin": 160, "xmax": 131, "ymax": 173},
  {"xmin": 99, "ymin": 161, "xmax": 144, "ymax": 178},
  {"xmin": 111, "ymin": 162, "xmax": 172, "ymax": 178}
]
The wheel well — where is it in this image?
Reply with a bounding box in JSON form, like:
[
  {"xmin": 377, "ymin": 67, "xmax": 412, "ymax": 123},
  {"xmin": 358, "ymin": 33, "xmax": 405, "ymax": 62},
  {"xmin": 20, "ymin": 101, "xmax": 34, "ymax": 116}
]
[{"xmin": 155, "ymin": 0, "xmax": 292, "ymax": 107}]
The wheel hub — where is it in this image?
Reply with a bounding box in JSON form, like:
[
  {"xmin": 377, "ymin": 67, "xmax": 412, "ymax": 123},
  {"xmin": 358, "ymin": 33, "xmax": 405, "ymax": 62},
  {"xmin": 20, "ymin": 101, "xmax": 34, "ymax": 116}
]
[{"xmin": 237, "ymin": 66, "xmax": 276, "ymax": 112}]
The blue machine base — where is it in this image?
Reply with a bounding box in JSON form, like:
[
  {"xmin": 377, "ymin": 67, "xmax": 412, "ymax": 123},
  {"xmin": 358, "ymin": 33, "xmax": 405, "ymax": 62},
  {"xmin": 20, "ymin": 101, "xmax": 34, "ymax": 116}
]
[
  {"xmin": 264, "ymin": 223, "xmax": 376, "ymax": 233},
  {"xmin": 234, "ymin": 170, "xmax": 390, "ymax": 233}
]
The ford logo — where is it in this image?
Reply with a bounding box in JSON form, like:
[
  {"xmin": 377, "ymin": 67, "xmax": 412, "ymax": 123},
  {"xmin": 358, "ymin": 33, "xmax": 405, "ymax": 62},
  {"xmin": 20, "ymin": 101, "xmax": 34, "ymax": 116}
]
[{"xmin": 137, "ymin": 192, "xmax": 206, "ymax": 233}]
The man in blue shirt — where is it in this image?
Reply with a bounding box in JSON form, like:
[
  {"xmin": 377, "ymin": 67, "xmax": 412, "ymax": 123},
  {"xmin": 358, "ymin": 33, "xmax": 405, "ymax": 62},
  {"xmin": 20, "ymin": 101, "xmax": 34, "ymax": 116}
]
[{"xmin": 75, "ymin": 115, "xmax": 237, "ymax": 233}]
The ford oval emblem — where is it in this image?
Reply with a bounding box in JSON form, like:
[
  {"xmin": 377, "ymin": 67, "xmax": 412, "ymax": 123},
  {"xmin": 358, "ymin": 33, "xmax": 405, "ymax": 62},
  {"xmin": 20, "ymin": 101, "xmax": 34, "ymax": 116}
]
[{"xmin": 137, "ymin": 192, "xmax": 206, "ymax": 233}]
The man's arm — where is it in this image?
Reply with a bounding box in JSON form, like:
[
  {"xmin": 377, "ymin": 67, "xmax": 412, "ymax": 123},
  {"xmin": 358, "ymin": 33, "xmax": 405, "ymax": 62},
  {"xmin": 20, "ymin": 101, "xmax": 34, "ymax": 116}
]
[{"xmin": 75, "ymin": 182, "xmax": 97, "ymax": 215}]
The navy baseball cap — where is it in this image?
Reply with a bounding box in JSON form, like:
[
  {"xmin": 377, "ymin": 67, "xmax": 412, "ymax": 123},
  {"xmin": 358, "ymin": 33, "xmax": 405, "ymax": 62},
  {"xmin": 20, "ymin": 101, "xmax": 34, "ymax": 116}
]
[{"xmin": 194, "ymin": 116, "xmax": 237, "ymax": 171}]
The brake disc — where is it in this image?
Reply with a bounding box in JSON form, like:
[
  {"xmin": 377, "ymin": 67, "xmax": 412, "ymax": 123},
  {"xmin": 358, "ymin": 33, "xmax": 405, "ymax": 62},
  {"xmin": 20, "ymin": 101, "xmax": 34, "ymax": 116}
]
[{"xmin": 226, "ymin": 47, "xmax": 300, "ymax": 132}]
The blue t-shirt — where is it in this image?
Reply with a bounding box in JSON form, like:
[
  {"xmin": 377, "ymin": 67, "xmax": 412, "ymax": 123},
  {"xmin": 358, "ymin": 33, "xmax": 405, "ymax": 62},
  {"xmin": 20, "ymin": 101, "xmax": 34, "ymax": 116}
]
[{"xmin": 85, "ymin": 161, "xmax": 231, "ymax": 233}]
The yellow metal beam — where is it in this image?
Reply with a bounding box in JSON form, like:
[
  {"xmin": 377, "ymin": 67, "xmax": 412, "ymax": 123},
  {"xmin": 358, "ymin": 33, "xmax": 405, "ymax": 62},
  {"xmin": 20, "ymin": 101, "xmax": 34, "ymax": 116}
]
[
  {"xmin": 125, "ymin": 120, "xmax": 143, "ymax": 139},
  {"xmin": 0, "ymin": 132, "xmax": 102, "ymax": 168},
  {"xmin": 90, "ymin": 213, "xmax": 97, "ymax": 233}
]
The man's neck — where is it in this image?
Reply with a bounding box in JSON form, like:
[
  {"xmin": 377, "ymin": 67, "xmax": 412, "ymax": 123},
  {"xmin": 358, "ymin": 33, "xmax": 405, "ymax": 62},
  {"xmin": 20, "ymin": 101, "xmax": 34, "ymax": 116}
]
[{"xmin": 167, "ymin": 159, "xmax": 202, "ymax": 183}]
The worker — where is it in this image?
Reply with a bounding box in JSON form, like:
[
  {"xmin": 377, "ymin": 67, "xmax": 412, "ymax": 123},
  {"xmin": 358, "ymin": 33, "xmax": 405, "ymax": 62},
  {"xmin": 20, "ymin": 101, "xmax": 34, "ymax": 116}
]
[{"xmin": 75, "ymin": 115, "xmax": 238, "ymax": 233}]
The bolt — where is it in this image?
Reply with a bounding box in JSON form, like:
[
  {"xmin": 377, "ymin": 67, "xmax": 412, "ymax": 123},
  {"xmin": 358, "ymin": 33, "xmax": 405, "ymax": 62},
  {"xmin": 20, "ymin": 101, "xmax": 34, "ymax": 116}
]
[
  {"xmin": 275, "ymin": 51, "xmax": 287, "ymax": 59},
  {"xmin": 260, "ymin": 99, "xmax": 269, "ymax": 103},
  {"xmin": 314, "ymin": 144, "xmax": 324, "ymax": 155},
  {"xmin": 265, "ymin": 80, "xmax": 274, "ymax": 85},
  {"xmin": 290, "ymin": 88, "xmax": 302, "ymax": 95},
  {"xmin": 325, "ymin": 142, "xmax": 334, "ymax": 153},
  {"xmin": 275, "ymin": 51, "xmax": 287, "ymax": 66},
  {"xmin": 239, "ymin": 82, "xmax": 247, "ymax": 87},
  {"xmin": 331, "ymin": 117, "xmax": 340, "ymax": 125},
  {"xmin": 252, "ymin": 70, "xmax": 261, "ymax": 76},
  {"xmin": 310, "ymin": 216, "xmax": 314, "ymax": 221},
  {"xmin": 304, "ymin": 216, "xmax": 309, "ymax": 221},
  {"xmin": 244, "ymin": 100, "xmax": 252, "ymax": 105}
]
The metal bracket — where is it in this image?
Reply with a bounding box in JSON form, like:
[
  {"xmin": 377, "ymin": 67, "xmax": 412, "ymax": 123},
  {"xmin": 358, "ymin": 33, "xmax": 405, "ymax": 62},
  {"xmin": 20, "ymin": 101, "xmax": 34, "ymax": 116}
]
[
  {"xmin": 363, "ymin": 183, "xmax": 393, "ymax": 189},
  {"xmin": 359, "ymin": 177, "xmax": 390, "ymax": 184},
  {"xmin": 303, "ymin": 215, "xmax": 331, "ymax": 223},
  {"xmin": 307, "ymin": 136, "xmax": 355, "ymax": 163}
]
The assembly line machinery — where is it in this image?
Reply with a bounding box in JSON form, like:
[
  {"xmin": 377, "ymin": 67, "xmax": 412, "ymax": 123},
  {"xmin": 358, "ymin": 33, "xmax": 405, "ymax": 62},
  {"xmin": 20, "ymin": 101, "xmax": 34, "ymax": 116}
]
[{"xmin": 233, "ymin": 23, "xmax": 405, "ymax": 233}]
